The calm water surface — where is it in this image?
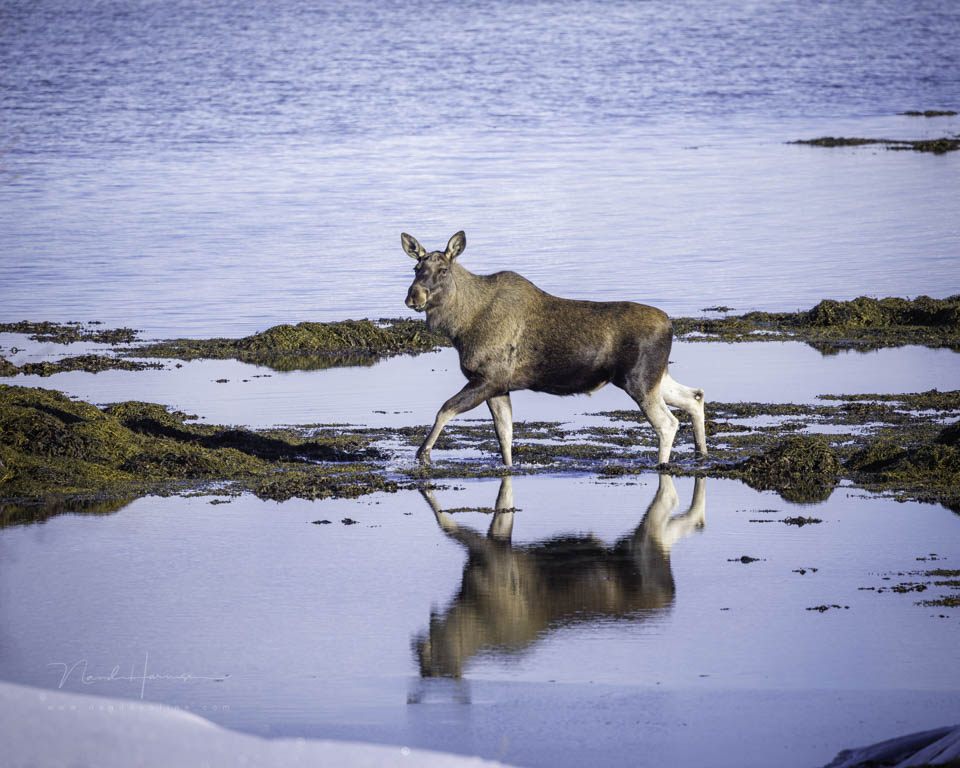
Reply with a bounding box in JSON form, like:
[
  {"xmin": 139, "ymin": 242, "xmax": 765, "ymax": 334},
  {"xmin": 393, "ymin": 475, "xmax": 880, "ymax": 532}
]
[
  {"xmin": 1, "ymin": 476, "xmax": 958, "ymax": 767},
  {"xmin": 2, "ymin": 0, "xmax": 959, "ymax": 336}
]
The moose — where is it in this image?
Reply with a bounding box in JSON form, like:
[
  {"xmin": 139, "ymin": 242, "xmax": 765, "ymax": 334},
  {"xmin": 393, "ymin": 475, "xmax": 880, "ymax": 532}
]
[
  {"xmin": 414, "ymin": 474, "xmax": 707, "ymax": 678},
  {"xmin": 403, "ymin": 231, "xmax": 707, "ymax": 465}
]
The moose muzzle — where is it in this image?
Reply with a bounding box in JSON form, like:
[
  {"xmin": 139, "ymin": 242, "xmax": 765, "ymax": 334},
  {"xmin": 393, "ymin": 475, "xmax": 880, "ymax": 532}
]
[{"xmin": 406, "ymin": 283, "xmax": 428, "ymax": 311}]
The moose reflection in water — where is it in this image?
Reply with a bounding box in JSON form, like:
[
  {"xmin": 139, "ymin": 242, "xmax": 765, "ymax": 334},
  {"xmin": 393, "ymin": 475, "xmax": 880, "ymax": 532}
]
[{"xmin": 414, "ymin": 474, "xmax": 706, "ymax": 679}]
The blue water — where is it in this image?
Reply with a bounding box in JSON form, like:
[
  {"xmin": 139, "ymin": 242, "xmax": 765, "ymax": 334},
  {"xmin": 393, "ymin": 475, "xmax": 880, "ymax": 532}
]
[{"xmin": 2, "ymin": 0, "xmax": 959, "ymax": 336}]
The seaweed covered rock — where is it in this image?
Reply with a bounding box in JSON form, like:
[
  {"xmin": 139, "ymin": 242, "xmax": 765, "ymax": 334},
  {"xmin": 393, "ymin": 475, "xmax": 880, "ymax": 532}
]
[
  {"xmin": 845, "ymin": 423, "xmax": 960, "ymax": 511},
  {"xmin": 845, "ymin": 438, "xmax": 906, "ymax": 473},
  {"xmin": 735, "ymin": 435, "xmax": 841, "ymax": 503},
  {"xmin": 0, "ymin": 320, "xmax": 140, "ymax": 344},
  {"xmin": 0, "ymin": 385, "xmax": 382, "ymax": 501},
  {"xmin": 0, "ymin": 358, "xmax": 19, "ymax": 377},
  {"xmin": 673, "ymin": 296, "xmax": 960, "ymax": 350},
  {"xmin": 936, "ymin": 421, "xmax": 960, "ymax": 447},
  {"xmin": 253, "ymin": 471, "xmax": 399, "ymax": 502},
  {"xmin": 18, "ymin": 355, "xmax": 163, "ymax": 376},
  {"xmin": 124, "ymin": 318, "xmax": 450, "ymax": 370},
  {"xmin": 804, "ymin": 296, "xmax": 960, "ymax": 329}
]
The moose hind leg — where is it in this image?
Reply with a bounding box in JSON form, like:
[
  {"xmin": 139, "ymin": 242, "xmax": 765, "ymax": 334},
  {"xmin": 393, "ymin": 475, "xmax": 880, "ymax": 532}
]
[
  {"xmin": 627, "ymin": 385, "xmax": 679, "ymax": 466},
  {"xmin": 661, "ymin": 372, "xmax": 707, "ymax": 456},
  {"xmin": 487, "ymin": 394, "xmax": 513, "ymax": 466},
  {"xmin": 418, "ymin": 381, "xmax": 494, "ymax": 464}
]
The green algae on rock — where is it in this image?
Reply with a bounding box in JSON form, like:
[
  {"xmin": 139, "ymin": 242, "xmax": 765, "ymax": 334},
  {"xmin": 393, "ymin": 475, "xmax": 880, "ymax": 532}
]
[
  {"xmin": 0, "ymin": 385, "xmax": 384, "ymax": 503},
  {"xmin": 673, "ymin": 295, "xmax": 960, "ymax": 351},
  {"xmin": 123, "ymin": 318, "xmax": 451, "ymax": 370},
  {"xmin": 0, "ymin": 320, "xmax": 140, "ymax": 345}
]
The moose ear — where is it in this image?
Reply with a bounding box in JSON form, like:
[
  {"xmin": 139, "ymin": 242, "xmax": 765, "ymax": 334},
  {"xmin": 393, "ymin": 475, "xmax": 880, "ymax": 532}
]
[
  {"xmin": 445, "ymin": 231, "xmax": 466, "ymax": 262},
  {"xmin": 401, "ymin": 233, "xmax": 425, "ymax": 260}
]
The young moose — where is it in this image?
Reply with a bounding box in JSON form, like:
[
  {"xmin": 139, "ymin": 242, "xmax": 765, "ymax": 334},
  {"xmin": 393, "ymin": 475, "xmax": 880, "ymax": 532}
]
[{"xmin": 403, "ymin": 231, "xmax": 707, "ymax": 466}]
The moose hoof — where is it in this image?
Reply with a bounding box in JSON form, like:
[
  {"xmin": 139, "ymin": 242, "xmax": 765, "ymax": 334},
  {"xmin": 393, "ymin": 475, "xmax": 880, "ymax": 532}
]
[{"xmin": 416, "ymin": 450, "xmax": 432, "ymax": 465}]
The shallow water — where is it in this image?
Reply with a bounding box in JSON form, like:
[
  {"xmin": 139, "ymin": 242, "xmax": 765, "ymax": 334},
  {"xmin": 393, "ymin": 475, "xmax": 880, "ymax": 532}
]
[
  {"xmin": 3, "ymin": 338, "xmax": 958, "ymax": 430},
  {"xmin": 1, "ymin": 475, "xmax": 958, "ymax": 767}
]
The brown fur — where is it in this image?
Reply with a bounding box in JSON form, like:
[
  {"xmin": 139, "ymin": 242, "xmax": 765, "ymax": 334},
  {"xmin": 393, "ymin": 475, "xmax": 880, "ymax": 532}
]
[{"xmin": 403, "ymin": 231, "xmax": 706, "ymax": 466}]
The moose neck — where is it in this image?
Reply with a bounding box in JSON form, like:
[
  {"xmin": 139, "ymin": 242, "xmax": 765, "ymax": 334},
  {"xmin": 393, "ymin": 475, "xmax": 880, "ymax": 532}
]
[{"xmin": 425, "ymin": 263, "xmax": 487, "ymax": 342}]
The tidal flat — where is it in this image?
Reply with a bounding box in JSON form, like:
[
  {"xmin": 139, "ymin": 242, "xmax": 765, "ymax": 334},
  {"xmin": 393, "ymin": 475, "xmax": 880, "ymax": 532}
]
[{"xmin": 1, "ymin": 314, "xmax": 959, "ymax": 768}]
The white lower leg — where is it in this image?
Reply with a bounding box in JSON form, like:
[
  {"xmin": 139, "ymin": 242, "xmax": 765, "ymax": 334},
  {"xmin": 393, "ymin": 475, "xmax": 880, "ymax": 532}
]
[
  {"xmin": 418, "ymin": 409, "xmax": 457, "ymax": 463},
  {"xmin": 487, "ymin": 395, "xmax": 514, "ymax": 466},
  {"xmin": 661, "ymin": 373, "xmax": 707, "ymax": 456},
  {"xmin": 644, "ymin": 396, "xmax": 679, "ymax": 465}
]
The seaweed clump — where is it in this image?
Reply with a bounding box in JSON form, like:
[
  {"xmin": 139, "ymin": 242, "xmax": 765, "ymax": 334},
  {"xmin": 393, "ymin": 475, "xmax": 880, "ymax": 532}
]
[
  {"xmin": 253, "ymin": 471, "xmax": 398, "ymax": 502},
  {"xmin": 847, "ymin": 421, "xmax": 960, "ymax": 512},
  {"xmin": 0, "ymin": 321, "xmax": 139, "ymax": 344},
  {"xmin": 733, "ymin": 435, "xmax": 841, "ymax": 503},
  {"xmin": 0, "ymin": 385, "xmax": 387, "ymax": 504},
  {"xmin": 899, "ymin": 109, "xmax": 958, "ymax": 117},
  {"xmin": 9, "ymin": 355, "xmax": 163, "ymax": 376},
  {"xmin": 673, "ymin": 295, "xmax": 960, "ymax": 351},
  {"xmin": 123, "ymin": 318, "xmax": 450, "ymax": 370},
  {"xmin": 790, "ymin": 136, "xmax": 959, "ymax": 154}
]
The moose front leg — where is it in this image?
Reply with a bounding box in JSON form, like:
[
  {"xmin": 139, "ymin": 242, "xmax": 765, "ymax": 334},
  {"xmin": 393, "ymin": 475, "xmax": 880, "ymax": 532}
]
[
  {"xmin": 487, "ymin": 393, "xmax": 513, "ymax": 466},
  {"xmin": 417, "ymin": 380, "xmax": 496, "ymax": 464}
]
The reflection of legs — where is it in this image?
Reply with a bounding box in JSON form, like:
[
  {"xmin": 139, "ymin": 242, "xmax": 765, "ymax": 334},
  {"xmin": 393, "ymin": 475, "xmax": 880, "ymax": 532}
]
[
  {"xmin": 418, "ymin": 381, "xmax": 495, "ymax": 464},
  {"xmin": 659, "ymin": 475, "xmax": 706, "ymax": 550},
  {"xmin": 488, "ymin": 476, "xmax": 514, "ymax": 541},
  {"xmin": 644, "ymin": 474, "xmax": 681, "ymax": 532},
  {"xmin": 661, "ymin": 372, "xmax": 707, "ymax": 456},
  {"xmin": 635, "ymin": 474, "xmax": 707, "ymax": 554},
  {"xmin": 487, "ymin": 394, "xmax": 513, "ymax": 466}
]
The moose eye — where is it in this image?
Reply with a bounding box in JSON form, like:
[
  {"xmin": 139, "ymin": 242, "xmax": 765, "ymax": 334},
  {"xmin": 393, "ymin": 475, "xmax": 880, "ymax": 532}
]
[{"xmin": 439, "ymin": 267, "xmax": 448, "ymax": 276}]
